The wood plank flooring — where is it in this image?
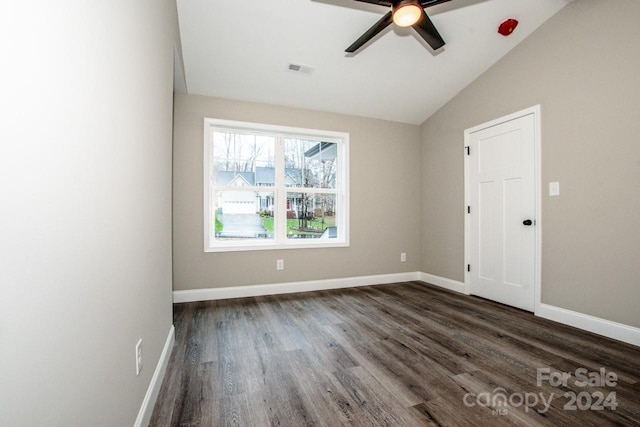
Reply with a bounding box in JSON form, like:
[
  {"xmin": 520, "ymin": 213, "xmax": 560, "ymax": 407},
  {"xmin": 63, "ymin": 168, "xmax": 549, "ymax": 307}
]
[{"xmin": 149, "ymin": 281, "xmax": 640, "ymax": 426}]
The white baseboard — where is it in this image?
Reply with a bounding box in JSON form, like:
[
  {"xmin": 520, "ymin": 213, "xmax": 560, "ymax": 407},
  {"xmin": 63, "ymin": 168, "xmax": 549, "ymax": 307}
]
[
  {"xmin": 536, "ymin": 303, "xmax": 640, "ymax": 348},
  {"xmin": 172, "ymin": 272, "xmax": 639, "ymax": 349},
  {"xmin": 421, "ymin": 272, "xmax": 640, "ymax": 348},
  {"xmin": 419, "ymin": 272, "xmax": 467, "ymax": 294},
  {"xmin": 173, "ymin": 272, "xmax": 421, "ymax": 303},
  {"xmin": 134, "ymin": 324, "xmax": 175, "ymax": 427}
]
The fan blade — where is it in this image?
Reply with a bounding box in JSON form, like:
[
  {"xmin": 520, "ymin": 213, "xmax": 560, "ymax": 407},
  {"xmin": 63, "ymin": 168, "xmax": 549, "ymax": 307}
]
[
  {"xmin": 413, "ymin": 9, "xmax": 445, "ymax": 50},
  {"xmin": 346, "ymin": 11, "xmax": 393, "ymax": 53},
  {"xmin": 420, "ymin": 0, "xmax": 452, "ymax": 7},
  {"xmin": 352, "ymin": 0, "xmax": 393, "ymax": 6}
]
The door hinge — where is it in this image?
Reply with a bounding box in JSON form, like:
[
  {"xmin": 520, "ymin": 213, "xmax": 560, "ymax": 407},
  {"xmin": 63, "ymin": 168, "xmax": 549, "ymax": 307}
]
[
  {"xmin": 465, "ymin": 146, "xmax": 470, "ymax": 156},
  {"xmin": 467, "ymin": 264, "xmax": 471, "ymax": 272}
]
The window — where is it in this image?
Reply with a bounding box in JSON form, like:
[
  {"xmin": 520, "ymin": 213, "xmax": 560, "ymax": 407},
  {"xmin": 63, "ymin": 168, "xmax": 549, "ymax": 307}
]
[{"xmin": 204, "ymin": 118, "xmax": 349, "ymax": 252}]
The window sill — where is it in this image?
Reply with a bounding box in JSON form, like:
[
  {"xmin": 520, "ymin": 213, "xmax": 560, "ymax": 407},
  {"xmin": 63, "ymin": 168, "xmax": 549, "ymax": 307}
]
[{"xmin": 204, "ymin": 240, "xmax": 349, "ymax": 253}]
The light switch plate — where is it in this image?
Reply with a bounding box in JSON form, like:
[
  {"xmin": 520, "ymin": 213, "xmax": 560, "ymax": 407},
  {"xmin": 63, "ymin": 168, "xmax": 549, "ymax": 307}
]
[{"xmin": 549, "ymin": 182, "xmax": 560, "ymax": 196}]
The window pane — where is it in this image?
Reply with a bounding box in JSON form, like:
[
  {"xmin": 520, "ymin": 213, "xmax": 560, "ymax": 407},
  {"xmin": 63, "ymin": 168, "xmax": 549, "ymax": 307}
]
[
  {"xmin": 213, "ymin": 190, "xmax": 274, "ymax": 240},
  {"xmin": 205, "ymin": 118, "xmax": 348, "ymax": 251},
  {"xmin": 286, "ymin": 193, "xmax": 336, "ymax": 239},
  {"xmin": 212, "ymin": 131, "xmax": 275, "ymax": 186},
  {"xmin": 284, "ymin": 139, "xmax": 337, "ymax": 189}
]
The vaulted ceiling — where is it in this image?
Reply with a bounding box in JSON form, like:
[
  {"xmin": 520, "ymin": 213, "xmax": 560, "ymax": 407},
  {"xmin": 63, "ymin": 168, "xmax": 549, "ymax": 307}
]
[{"xmin": 176, "ymin": 0, "xmax": 569, "ymax": 124}]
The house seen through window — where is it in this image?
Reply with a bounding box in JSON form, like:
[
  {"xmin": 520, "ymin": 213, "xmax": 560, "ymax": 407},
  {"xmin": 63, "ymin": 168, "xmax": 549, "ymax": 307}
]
[{"xmin": 204, "ymin": 118, "xmax": 349, "ymax": 251}]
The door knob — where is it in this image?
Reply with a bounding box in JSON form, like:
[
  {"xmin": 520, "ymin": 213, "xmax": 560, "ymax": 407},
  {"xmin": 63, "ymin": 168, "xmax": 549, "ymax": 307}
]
[{"xmin": 523, "ymin": 219, "xmax": 533, "ymax": 226}]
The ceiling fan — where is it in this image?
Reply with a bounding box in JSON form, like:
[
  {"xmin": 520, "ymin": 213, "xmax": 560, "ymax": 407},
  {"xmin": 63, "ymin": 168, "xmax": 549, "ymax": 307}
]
[{"xmin": 346, "ymin": 0, "xmax": 451, "ymax": 53}]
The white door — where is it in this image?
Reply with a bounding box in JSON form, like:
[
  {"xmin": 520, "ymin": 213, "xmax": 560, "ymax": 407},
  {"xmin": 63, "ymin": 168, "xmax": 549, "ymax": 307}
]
[{"xmin": 465, "ymin": 108, "xmax": 538, "ymax": 312}]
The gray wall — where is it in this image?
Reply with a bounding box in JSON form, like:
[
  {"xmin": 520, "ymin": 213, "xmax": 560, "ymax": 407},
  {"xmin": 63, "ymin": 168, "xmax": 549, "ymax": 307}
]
[
  {"xmin": 0, "ymin": 1, "xmax": 176, "ymax": 425},
  {"xmin": 173, "ymin": 94, "xmax": 422, "ymax": 290},
  {"xmin": 421, "ymin": 0, "xmax": 640, "ymax": 328}
]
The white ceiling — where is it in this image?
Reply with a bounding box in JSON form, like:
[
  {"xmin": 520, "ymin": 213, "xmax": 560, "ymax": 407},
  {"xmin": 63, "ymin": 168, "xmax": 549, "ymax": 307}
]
[{"xmin": 176, "ymin": 0, "xmax": 569, "ymax": 124}]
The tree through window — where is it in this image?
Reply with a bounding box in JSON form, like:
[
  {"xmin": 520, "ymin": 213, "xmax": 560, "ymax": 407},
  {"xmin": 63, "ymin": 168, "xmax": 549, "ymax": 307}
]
[{"xmin": 204, "ymin": 118, "xmax": 349, "ymax": 252}]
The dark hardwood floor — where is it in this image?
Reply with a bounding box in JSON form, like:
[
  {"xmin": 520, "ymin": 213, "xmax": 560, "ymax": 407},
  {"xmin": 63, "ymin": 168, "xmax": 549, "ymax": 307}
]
[{"xmin": 149, "ymin": 281, "xmax": 640, "ymax": 426}]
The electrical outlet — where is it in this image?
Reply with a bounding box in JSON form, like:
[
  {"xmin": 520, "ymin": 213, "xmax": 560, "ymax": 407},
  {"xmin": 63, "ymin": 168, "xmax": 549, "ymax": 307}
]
[
  {"xmin": 400, "ymin": 253, "xmax": 407, "ymax": 263},
  {"xmin": 135, "ymin": 339, "xmax": 143, "ymax": 376},
  {"xmin": 276, "ymin": 259, "xmax": 284, "ymax": 270}
]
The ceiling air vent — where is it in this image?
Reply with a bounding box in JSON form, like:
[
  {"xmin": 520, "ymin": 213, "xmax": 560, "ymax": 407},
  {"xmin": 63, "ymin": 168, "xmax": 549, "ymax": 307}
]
[{"xmin": 287, "ymin": 63, "xmax": 314, "ymax": 76}]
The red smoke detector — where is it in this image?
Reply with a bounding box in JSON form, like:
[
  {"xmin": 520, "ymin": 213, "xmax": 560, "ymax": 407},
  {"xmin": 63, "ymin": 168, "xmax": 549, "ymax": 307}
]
[{"xmin": 498, "ymin": 18, "xmax": 519, "ymax": 36}]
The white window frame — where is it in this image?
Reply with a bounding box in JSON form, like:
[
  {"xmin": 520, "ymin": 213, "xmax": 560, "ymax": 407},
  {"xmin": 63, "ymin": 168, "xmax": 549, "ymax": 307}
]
[{"xmin": 204, "ymin": 118, "xmax": 350, "ymax": 252}]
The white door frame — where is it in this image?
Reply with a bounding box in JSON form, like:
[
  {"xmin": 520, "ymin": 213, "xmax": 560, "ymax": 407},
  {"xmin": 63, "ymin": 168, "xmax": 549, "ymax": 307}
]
[{"xmin": 464, "ymin": 105, "xmax": 542, "ymax": 314}]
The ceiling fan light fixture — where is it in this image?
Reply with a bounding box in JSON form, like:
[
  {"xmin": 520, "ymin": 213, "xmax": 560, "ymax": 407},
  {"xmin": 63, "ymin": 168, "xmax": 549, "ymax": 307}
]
[{"xmin": 393, "ymin": 2, "xmax": 422, "ymax": 27}]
